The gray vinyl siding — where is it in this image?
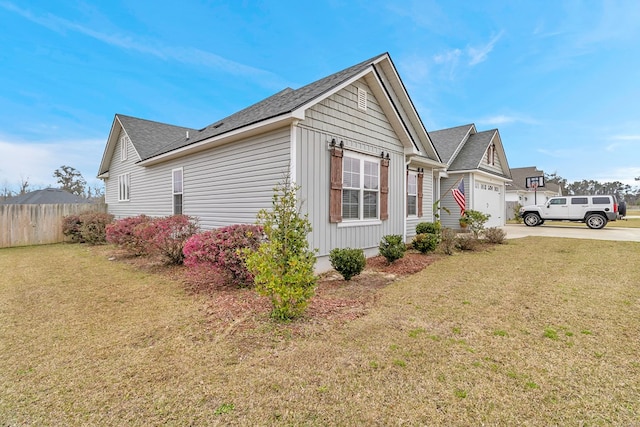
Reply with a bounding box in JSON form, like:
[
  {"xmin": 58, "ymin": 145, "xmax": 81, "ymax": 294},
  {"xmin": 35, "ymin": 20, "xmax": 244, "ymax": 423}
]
[
  {"xmin": 405, "ymin": 169, "xmax": 435, "ymax": 239},
  {"xmin": 105, "ymin": 127, "xmax": 290, "ymax": 226},
  {"xmin": 297, "ymin": 80, "xmax": 406, "ymax": 257}
]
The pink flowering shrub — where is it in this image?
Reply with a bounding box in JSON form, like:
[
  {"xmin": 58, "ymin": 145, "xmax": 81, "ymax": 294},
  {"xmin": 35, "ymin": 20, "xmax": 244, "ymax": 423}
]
[
  {"xmin": 136, "ymin": 215, "xmax": 199, "ymax": 264},
  {"xmin": 183, "ymin": 224, "xmax": 264, "ymax": 287},
  {"xmin": 106, "ymin": 214, "xmax": 152, "ymax": 255}
]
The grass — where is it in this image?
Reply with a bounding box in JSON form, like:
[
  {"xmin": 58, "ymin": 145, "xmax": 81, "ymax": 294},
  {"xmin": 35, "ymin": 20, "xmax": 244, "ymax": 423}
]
[{"xmin": 1, "ymin": 238, "xmax": 640, "ymax": 425}]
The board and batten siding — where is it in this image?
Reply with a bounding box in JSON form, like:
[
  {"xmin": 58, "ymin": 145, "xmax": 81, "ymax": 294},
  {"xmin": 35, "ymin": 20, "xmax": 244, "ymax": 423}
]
[
  {"xmin": 105, "ymin": 127, "xmax": 290, "ymax": 228},
  {"xmin": 439, "ymin": 173, "xmax": 471, "ymax": 230},
  {"xmin": 405, "ymin": 169, "xmax": 435, "ymax": 239},
  {"xmin": 296, "ymin": 80, "xmax": 406, "ymax": 258}
]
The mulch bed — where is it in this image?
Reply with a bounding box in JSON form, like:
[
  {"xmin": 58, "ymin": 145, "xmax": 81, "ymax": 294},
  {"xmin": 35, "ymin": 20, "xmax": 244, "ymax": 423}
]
[{"xmin": 102, "ymin": 247, "xmax": 441, "ymax": 337}]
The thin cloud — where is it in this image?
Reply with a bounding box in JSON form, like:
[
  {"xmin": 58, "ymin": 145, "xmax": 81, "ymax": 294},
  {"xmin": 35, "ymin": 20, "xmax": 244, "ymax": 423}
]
[
  {"xmin": 605, "ymin": 135, "xmax": 640, "ymax": 152},
  {"xmin": 467, "ymin": 31, "xmax": 504, "ymax": 65},
  {"xmin": 478, "ymin": 114, "xmax": 537, "ymax": 126},
  {"xmin": 0, "ymin": 2, "xmax": 283, "ymax": 85}
]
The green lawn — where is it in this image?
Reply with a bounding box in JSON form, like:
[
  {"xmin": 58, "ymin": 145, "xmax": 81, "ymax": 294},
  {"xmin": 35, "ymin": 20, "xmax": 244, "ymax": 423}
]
[{"xmin": 1, "ymin": 239, "xmax": 639, "ymax": 425}]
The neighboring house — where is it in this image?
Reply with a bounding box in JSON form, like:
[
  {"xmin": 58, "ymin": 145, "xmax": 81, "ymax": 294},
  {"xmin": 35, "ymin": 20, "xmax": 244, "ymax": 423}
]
[
  {"xmin": 429, "ymin": 124, "xmax": 512, "ymax": 229},
  {"xmin": 98, "ymin": 53, "xmax": 446, "ymax": 271},
  {"xmin": 0, "ymin": 188, "xmax": 91, "ymax": 204},
  {"xmin": 505, "ymin": 166, "xmax": 563, "ymax": 219}
]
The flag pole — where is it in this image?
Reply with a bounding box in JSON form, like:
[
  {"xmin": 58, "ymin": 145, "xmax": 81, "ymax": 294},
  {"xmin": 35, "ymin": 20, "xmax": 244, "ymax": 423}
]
[{"xmin": 433, "ymin": 177, "xmax": 465, "ymax": 219}]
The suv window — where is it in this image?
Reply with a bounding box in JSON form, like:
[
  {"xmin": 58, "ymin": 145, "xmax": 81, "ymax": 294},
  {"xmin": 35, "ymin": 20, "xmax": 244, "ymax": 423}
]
[
  {"xmin": 549, "ymin": 198, "xmax": 566, "ymax": 205},
  {"xmin": 592, "ymin": 197, "xmax": 611, "ymax": 204},
  {"xmin": 571, "ymin": 197, "xmax": 588, "ymax": 204}
]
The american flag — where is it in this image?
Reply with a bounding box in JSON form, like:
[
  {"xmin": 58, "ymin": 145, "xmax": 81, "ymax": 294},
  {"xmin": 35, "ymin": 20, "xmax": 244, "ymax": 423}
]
[{"xmin": 452, "ymin": 178, "xmax": 466, "ymax": 215}]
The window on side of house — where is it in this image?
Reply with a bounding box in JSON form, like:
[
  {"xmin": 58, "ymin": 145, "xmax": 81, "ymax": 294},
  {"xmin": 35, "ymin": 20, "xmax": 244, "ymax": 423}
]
[
  {"xmin": 172, "ymin": 168, "xmax": 183, "ymax": 215},
  {"xmin": 407, "ymin": 172, "xmax": 417, "ymax": 216},
  {"xmin": 342, "ymin": 154, "xmax": 379, "ymax": 221},
  {"xmin": 118, "ymin": 173, "xmax": 130, "ymax": 201},
  {"xmin": 120, "ymin": 135, "xmax": 129, "ymax": 161}
]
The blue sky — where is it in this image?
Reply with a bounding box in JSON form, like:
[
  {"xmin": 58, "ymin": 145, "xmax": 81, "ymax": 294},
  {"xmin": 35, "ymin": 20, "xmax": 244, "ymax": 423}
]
[{"xmin": 1, "ymin": 0, "xmax": 639, "ymax": 193}]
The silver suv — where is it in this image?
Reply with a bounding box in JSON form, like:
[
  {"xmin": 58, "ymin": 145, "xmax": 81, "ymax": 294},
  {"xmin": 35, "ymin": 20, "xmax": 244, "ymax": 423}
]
[{"xmin": 519, "ymin": 195, "xmax": 618, "ymax": 229}]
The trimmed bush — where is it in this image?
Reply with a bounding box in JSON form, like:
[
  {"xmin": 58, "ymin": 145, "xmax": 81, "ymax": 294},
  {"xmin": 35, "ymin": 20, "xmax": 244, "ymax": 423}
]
[
  {"xmin": 484, "ymin": 227, "xmax": 507, "ymax": 244},
  {"xmin": 62, "ymin": 214, "xmax": 83, "ymax": 243},
  {"xmin": 62, "ymin": 211, "xmax": 114, "ymax": 244},
  {"xmin": 78, "ymin": 212, "xmax": 114, "ymax": 245},
  {"xmin": 456, "ymin": 234, "xmax": 480, "ymax": 251},
  {"xmin": 136, "ymin": 215, "xmax": 199, "ymax": 264},
  {"xmin": 379, "ymin": 234, "xmax": 406, "ymax": 264},
  {"xmin": 329, "ymin": 248, "xmax": 366, "ymax": 281},
  {"xmin": 183, "ymin": 224, "xmax": 263, "ymax": 286},
  {"xmin": 106, "ymin": 215, "xmax": 152, "ymax": 255},
  {"xmin": 412, "ymin": 233, "xmax": 439, "ymax": 254},
  {"xmin": 416, "ymin": 221, "xmax": 441, "ymax": 236},
  {"xmin": 440, "ymin": 227, "xmax": 457, "ymax": 255}
]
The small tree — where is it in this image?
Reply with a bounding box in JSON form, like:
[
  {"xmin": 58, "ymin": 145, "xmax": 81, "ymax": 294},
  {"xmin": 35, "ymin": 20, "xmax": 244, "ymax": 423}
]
[
  {"xmin": 244, "ymin": 175, "xmax": 317, "ymax": 320},
  {"xmin": 461, "ymin": 209, "xmax": 490, "ymax": 238}
]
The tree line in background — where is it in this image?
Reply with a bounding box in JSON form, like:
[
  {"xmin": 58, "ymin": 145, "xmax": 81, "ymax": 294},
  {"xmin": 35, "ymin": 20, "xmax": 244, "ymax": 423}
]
[
  {"xmin": 545, "ymin": 172, "xmax": 640, "ymax": 205},
  {"xmin": 0, "ymin": 165, "xmax": 104, "ymax": 202}
]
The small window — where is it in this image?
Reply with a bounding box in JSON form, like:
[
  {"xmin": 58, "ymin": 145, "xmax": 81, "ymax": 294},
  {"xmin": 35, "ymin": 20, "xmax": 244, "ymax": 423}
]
[
  {"xmin": 120, "ymin": 135, "xmax": 129, "ymax": 161},
  {"xmin": 118, "ymin": 173, "xmax": 130, "ymax": 201},
  {"xmin": 357, "ymin": 87, "xmax": 367, "ymax": 111},
  {"xmin": 407, "ymin": 173, "xmax": 417, "ymax": 216},
  {"xmin": 571, "ymin": 197, "xmax": 588, "ymax": 204},
  {"xmin": 549, "ymin": 198, "xmax": 566, "ymax": 205},
  {"xmin": 172, "ymin": 168, "xmax": 183, "ymax": 215},
  {"xmin": 593, "ymin": 197, "xmax": 610, "ymax": 204}
]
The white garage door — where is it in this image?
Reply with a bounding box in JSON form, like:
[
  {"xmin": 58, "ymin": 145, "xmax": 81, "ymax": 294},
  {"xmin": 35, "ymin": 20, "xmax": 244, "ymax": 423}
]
[{"xmin": 474, "ymin": 181, "xmax": 503, "ymax": 227}]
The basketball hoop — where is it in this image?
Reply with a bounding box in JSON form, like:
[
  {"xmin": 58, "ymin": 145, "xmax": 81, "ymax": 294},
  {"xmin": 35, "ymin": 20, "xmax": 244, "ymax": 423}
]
[{"xmin": 531, "ymin": 182, "xmax": 538, "ymax": 190}]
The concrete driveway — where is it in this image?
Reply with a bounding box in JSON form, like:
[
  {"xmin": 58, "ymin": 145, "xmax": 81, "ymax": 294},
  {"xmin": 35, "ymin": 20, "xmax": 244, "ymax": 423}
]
[{"xmin": 501, "ymin": 223, "xmax": 640, "ymax": 242}]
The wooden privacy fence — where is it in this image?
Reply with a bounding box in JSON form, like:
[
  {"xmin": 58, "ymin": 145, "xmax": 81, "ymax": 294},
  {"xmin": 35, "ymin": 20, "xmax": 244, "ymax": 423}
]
[{"xmin": 0, "ymin": 203, "xmax": 107, "ymax": 249}]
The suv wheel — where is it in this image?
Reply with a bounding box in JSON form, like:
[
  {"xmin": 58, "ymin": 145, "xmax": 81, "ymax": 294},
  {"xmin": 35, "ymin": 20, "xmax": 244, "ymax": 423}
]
[
  {"xmin": 586, "ymin": 213, "xmax": 607, "ymax": 229},
  {"xmin": 523, "ymin": 213, "xmax": 541, "ymax": 227}
]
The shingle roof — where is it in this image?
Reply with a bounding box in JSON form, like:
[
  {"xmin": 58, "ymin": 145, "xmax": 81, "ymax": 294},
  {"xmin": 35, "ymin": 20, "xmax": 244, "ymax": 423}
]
[
  {"xmin": 117, "ymin": 115, "xmax": 197, "ymax": 161},
  {"xmin": 509, "ymin": 166, "xmax": 561, "ymax": 193},
  {"xmin": 428, "ymin": 124, "xmax": 474, "ymax": 165},
  {"xmin": 1, "ymin": 188, "xmax": 91, "ymax": 204},
  {"xmin": 449, "ymin": 130, "xmax": 497, "ymax": 171},
  {"xmin": 137, "ymin": 53, "xmax": 390, "ymax": 161}
]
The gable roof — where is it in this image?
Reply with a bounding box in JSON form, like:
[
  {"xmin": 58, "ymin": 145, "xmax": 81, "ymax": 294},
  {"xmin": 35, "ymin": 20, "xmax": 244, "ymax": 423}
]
[
  {"xmin": 98, "ymin": 52, "xmax": 443, "ymax": 175},
  {"xmin": 1, "ymin": 188, "xmax": 91, "ymax": 204},
  {"xmin": 509, "ymin": 166, "xmax": 562, "ymax": 193},
  {"xmin": 429, "ymin": 124, "xmax": 475, "ymax": 165},
  {"xmin": 430, "ymin": 124, "xmax": 511, "ymax": 179}
]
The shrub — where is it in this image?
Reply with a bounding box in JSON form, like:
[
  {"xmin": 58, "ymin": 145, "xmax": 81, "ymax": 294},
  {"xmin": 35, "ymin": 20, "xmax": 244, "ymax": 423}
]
[
  {"xmin": 62, "ymin": 214, "xmax": 83, "ymax": 243},
  {"xmin": 136, "ymin": 215, "xmax": 199, "ymax": 264},
  {"xmin": 440, "ymin": 227, "xmax": 457, "ymax": 255},
  {"xmin": 412, "ymin": 233, "xmax": 439, "ymax": 254},
  {"xmin": 79, "ymin": 212, "xmax": 114, "ymax": 245},
  {"xmin": 416, "ymin": 221, "xmax": 441, "ymax": 236},
  {"xmin": 456, "ymin": 234, "xmax": 481, "ymax": 251},
  {"xmin": 484, "ymin": 227, "xmax": 507, "ymax": 244},
  {"xmin": 106, "ymin": 215, "xmax": 152, "ymax": 255},
  {"xmin": 183, "ymin": 224, "xmax": 263, "ymax": 286},
  {"xmin": 329, "ymin": 248, "xmax": 366, "ymax": 281},
  {"xmin": 379, "ymin": 234, "xmax": 406, "ymax": 264},
  {"xmin": 244, "ymin": 175, "xmax": 317, "ymax": 320},
  {"xmin": 462, "ymin": 209, "xmax": 491, "ymax": 238}
]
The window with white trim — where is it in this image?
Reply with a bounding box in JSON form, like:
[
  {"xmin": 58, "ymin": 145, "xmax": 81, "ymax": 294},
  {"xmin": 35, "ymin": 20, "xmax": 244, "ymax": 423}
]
[
  {"xmin": 118, "ymin": 173, "xmax": 130, "ymax": 201},
  {"xmin": 407, "ymin": 172, "xmax": 417, "ymax": 216},
  {"xmin": 172, "ymin": 168, "xmax": 183, "ymax": 215},
  {"xmin": 342, "ymin": 154, "xmax": 379, "ymax": 220},
  {"xmin": 120, "ymin": 135, "xmax": 129, "ymax": 161}
]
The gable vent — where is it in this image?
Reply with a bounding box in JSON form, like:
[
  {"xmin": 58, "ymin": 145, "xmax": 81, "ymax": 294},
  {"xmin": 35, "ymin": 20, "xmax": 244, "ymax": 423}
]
[{"xmin": 357, "ymin": 87, "xmax": 367, "ymax": 111}]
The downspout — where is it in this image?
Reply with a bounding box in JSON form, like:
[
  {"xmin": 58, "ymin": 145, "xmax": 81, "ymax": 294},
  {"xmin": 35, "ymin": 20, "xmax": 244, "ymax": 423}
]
[
  {"xmin": 290, "ymin": 121, "xmax": 298, "ymax": 184},
  {"xmin": 404, "ymin": 158, "xmax": 410, "ymax": 243}
]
